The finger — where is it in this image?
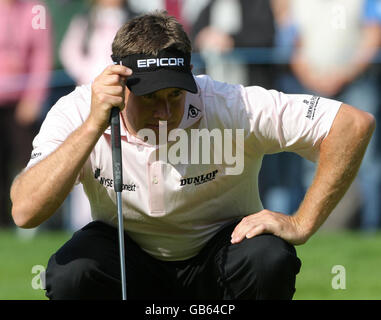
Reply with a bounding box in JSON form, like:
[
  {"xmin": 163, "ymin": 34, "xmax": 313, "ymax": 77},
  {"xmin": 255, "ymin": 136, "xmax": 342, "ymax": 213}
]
[
  {"xmin": 231, "ymin": 222, "xmax": 272, "ymax": 244},
  {"xmin": 100, "ymin": 85, "xmax": 125, "ymax": 97},
  {"xmin": 101, "ymin": 74, "xmax": 123, "ymax": 86},
  {"xmin": 96, "ymin": 93, "xmax": 124, "ymax": 109},
  {"xmin": 101, "ymin": 75, "xmax": 128, "ymax": 87},
  {"xmin": 231, "ymin": 212, "xmax": 272, "ymax": 243},
  {"xmin": 231, "ymin": 220, "xmax": 255, "ymax": 244},
  {"xmin": 103, "ymin": 64, "xmax": 132, "ymax": 77},
  {"xmin": 245, "ymin": 223, "xmax": 268, "ymax": 239}
]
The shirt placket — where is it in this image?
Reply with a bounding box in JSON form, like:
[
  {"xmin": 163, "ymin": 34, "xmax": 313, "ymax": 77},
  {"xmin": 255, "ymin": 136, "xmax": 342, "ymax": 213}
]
[{"xmin": 147, "ymin": 152, "xmax": 165, "ymax": 215}]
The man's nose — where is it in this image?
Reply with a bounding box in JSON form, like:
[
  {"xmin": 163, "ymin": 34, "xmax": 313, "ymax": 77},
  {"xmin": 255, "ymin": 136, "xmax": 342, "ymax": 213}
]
[{"xmin": 154, "ymin": 100, "xmax": 172, "ymax": 120}]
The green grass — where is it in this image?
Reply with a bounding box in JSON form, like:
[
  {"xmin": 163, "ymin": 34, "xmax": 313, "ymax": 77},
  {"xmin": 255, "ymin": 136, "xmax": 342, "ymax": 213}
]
[
  {"xmin": 294, "ymin": 230, "xmax": 381, "ymax": 300},
  {"xmin": 0, "ymin": 228, "xmax": 71, "ymax": 300},
  {"xmin": 1, "ymin": 228, "xmax": 381, "ymax": 300}
]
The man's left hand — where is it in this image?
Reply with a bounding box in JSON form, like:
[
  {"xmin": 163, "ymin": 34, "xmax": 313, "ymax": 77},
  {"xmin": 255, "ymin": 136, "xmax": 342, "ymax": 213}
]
[{"xmin": 231, "ymin": 210, "xmax": 308, "ymax": 245}]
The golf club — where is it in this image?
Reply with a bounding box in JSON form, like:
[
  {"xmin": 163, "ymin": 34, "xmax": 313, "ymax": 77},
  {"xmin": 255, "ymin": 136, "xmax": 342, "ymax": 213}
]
[{"xmin": 110, "ymin": 106, "xmax": 127, "ymax": 300}]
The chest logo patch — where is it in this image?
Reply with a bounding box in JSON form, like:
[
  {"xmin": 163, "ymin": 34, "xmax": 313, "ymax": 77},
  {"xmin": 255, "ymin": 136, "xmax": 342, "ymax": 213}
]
[
  {"xmin": 180, "ymin": 169, "xmax": 218, "ymax": 186},
  {"xmin": 187, "ymin": 104, "xmax": 201, "ymax": 119}
]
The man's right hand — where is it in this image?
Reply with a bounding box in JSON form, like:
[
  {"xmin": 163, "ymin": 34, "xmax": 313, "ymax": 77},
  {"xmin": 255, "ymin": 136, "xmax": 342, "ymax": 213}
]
[{"xmin": 88, "ymin": 64, "xmax": 132, "ymax": 131}]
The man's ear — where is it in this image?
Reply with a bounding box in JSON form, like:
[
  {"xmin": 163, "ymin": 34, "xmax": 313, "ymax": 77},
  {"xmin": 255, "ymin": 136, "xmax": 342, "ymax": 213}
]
[
  {"xmin": 190, "ymin": 64, "xmax": 194, "ymax": 71},
  {"xmin": 121, "ymin": 78, "xmax": 131, "ymax": 105},
  {"xmin": 124, "ymin": 85, "xmax": 130, "ymax": 102}
]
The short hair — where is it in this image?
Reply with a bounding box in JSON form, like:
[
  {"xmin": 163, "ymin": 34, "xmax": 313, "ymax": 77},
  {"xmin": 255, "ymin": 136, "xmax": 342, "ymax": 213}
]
[{"xmin": 112, "ymin": 10, "xmax": 192, "ymax": 57}]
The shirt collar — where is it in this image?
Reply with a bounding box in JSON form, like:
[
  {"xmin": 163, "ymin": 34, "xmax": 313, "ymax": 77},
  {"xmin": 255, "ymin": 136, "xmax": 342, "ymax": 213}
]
[{"xmin": 104, "ymin": 81, "xmax": 203, "ymax": 145}]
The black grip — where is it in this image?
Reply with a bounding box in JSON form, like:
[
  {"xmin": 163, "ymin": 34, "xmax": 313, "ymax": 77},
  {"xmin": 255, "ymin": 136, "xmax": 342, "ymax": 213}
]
[{"xmin": 110, "ymin": 107, "xmax": 123, "ymax": 192}]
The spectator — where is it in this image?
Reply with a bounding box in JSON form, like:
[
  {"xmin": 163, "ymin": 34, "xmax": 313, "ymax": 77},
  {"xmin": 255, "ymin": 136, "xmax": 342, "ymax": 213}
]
[
  {"xmin": 192, "ymin": 0, "xmax": 276, "ymax": 88},
  {"xmin": 60, "ymin": 0, "xmax": 137, "ymax": 85},
  {"xmin": 290, "ymin": 0, "xmax": 381, "ymax": 230},
  {"xmin": 127, "ymin": 0, "xmax": 210, "ymax": 32},
  {"xmin": 41, "ymin": 0, "xmax": 88, "ymax": 119},
  {"xmin": 0, "ymin": 0, "xmax": 52, "ymax": 226}
]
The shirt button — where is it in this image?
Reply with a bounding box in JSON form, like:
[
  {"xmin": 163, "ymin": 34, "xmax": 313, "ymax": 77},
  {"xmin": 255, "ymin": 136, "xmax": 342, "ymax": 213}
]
[{"xmin": 153, "ymin": 176, "xmax": 158, "ymax": 184}]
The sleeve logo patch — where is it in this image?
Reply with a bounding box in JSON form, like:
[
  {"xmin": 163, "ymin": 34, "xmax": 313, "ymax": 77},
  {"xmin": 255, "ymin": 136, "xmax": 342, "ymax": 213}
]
[
  {"xmin": 31, "ymin": 152, "xmax": 42, "ymax": 160},
  {"xmin": 303, "ymin": 96, "xmax": 320, "ymax": 120}
]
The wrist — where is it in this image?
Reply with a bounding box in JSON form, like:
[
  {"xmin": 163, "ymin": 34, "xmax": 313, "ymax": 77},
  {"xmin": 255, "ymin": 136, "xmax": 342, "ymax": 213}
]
[
  {"xmin": 291, "ymin": 213, "xmax": 314, "ymax": 244},
  {"xmin": 84, "ymin": 115, "xmax": 109, "ymax": 136}
]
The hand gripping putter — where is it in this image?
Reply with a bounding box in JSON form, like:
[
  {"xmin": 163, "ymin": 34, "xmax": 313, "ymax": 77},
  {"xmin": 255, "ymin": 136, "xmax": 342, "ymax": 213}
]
[{"xmin": 110, "ymin": 106, "xmax": 127, "ymax": 300}]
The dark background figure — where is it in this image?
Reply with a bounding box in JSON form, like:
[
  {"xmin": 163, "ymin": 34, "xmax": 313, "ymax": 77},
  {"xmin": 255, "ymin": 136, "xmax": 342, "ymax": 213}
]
[
  {"xmin": 191, "ymin": 0, "xmax": 275, "ymax": 89},
  {"xmin": 0, "ymin": 0, "xmax": 52, "ymax": 227}
]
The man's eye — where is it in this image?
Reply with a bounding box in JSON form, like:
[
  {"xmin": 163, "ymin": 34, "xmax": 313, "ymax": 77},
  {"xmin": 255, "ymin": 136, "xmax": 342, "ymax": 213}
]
[
  {"xmin": 170, "ymin": 90, "xmax": 183, "ymax": 98},
  {"xmin": 143, "ymin": 93, "xmax": 155, "ymax": 99}
]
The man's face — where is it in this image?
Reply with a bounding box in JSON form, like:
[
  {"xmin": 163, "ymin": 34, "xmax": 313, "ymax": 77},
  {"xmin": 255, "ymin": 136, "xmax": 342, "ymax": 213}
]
[{"xmin": 123, "ymin": 87, "xmax": 186, "ymax": 142}]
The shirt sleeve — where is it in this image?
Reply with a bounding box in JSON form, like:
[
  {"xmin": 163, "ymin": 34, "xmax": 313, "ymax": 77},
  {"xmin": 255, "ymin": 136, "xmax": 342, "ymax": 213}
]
[
  {"xmin": 25, "ymin": 88, "xmax": 87, "ymax": 183},
  {"xmin": 240, "ymin": 86, "xmax": 342, "ymax": 162}
]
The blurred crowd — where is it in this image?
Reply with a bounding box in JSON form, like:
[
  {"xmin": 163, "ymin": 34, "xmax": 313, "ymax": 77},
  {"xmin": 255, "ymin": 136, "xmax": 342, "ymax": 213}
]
[{"xmin": 1, "ymin": 0, "xmax": 380, "ymax": 232}]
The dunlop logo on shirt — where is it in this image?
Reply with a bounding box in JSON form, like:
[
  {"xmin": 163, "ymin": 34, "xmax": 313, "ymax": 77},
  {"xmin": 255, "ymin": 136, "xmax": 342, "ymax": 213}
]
[{"xmin": 180, "ymin": 170, "xmax": 218, "ymax": 186}]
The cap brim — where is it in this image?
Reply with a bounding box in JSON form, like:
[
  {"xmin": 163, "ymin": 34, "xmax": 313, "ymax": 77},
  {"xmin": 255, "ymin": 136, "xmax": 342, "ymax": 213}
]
[{"xmin": 126, "ymin": 69, "xmax": 198, "ymax": 96}]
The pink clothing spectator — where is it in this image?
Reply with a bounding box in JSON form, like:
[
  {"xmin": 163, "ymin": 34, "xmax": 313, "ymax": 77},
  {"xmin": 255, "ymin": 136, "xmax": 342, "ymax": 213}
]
[
  {"xmin": 165, "ymin": 0, "xmax": 188, "ymax": 31},
  {"xmin": 0, "ymin": 0, "xmax": 52, "ymax": 227},
  {"xmin": 59, "ymin": 6, "xmax": 128, "ymax": 85},
  {"xmin": 0, "ymin": 0, "xmax": 52, "ymax": 107}
]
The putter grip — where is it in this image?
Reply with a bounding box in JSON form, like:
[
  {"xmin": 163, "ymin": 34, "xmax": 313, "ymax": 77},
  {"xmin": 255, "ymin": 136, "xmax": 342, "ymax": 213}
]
[{"xmin": 110, "ymin": 107, "xmax": 123, "ymax": 192}]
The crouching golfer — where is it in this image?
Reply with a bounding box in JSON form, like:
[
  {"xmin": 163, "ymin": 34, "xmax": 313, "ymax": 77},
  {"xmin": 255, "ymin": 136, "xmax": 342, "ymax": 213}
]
[{"xmin": 11, "ymin": 11, "xmax": 375, "ymax": 300}]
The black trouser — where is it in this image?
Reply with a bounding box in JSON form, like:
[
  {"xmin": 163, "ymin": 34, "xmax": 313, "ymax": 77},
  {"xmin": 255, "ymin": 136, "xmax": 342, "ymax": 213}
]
[{"xmin": 45, "ymin": 220, "xmax": 301, "ymax": 300}]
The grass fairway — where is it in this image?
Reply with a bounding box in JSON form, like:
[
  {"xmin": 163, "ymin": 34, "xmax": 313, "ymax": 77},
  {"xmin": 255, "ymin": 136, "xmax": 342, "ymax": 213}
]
[
  {"xmin": 0, "ymin": 228, "xmax": 71, "ymax": 300},
  {"xmin": 1, "ymin": 228, "xmax": 381, "ymax": 300},
  {"xmin": 294, "ymin": 230, "xmax": 381, "ymax": 300}
]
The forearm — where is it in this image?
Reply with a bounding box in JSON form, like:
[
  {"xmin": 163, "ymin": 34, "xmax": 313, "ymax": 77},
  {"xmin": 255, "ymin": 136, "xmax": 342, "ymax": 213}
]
[
  {"xmin": 294, "ymin": 104, "xmax": 376, "ymax": 239},
  {"xmin": 231, "ymin": 104, "xmax": 375, "ymax": 246},
  {"xmin": 11, "ymin": 119, "xmax": 103, "ymax": 228}
]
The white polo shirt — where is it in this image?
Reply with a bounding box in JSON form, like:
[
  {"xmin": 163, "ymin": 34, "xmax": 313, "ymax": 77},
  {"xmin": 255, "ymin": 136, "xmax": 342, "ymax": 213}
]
[{"xmin": 27, "ymin": 75, "xmax": 342, "ymax": 261}]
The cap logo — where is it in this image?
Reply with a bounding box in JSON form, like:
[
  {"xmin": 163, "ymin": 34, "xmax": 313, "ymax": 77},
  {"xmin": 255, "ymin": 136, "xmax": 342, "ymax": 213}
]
[
  {"xmin": 111, "ymin": 49, "xmax": 198, "ymax": 95},
  {"xmin": 137, "ymin": 58, "xmax": 185, "ymax": 68}
]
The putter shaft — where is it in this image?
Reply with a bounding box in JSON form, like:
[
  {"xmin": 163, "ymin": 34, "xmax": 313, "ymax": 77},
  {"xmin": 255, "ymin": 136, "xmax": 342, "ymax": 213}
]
[
  {"xmin": 111, "ymin": 107, "xmax": 127, "ymax": 300},
  {"xmin": 116, "ymin": 191, "xmax": 127, "ymax": 300}
]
